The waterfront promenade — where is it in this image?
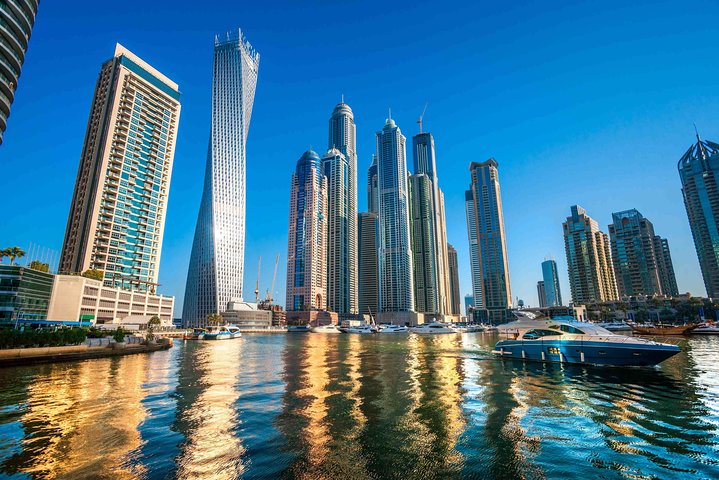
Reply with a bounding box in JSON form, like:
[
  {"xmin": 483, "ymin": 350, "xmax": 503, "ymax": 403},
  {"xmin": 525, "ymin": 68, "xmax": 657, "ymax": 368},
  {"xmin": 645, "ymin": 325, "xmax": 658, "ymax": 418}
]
[{"xmin": 0, "ymin": 333, "xmax": 716, "ymax": 479}]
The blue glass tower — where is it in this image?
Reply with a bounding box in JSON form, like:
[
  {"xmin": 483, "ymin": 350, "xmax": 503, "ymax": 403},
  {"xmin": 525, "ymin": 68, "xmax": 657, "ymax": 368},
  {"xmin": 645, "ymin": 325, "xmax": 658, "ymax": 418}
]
[{"xmin": 541, "ymin": 259, "xmax": 563, "ymax": 307}]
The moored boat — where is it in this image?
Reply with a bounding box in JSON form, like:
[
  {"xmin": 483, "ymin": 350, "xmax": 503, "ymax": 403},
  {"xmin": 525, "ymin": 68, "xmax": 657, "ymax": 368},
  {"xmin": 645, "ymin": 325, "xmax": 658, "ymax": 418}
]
[
  {"xmin": 184, "ymin": 328, "xmax": 207, "ymax": 340},
  {"xmin": 632, "ymin": 324, "xmax": 695, "ymax": 335},
  {"xmin": 343, "ymin": 324, "xmax": 376, "ymax": 334},
  {"xmin": 492, "ymin": 318, "xmax": 680, "ymax": 366},
  {"xmin": 377, "ymin": 324, "xmax": 409, "ymax": 333},
  {"xmin": 691, "ymin": 323, "xmax": 719, "ymax": 335},
  {"xmin": 411, "ymin": 321, "xmax": 457, "ymax": 334},
  {"xmin": 287, "ymin": 325, "xmax": 312, "ymax": 333},
  {"xmin": 203, "ymin": 325, "xmax": 234, "ymax": 340},
  {"xmin": 311, "ymin": 324, "xmax": 342, "ymax": 334}
]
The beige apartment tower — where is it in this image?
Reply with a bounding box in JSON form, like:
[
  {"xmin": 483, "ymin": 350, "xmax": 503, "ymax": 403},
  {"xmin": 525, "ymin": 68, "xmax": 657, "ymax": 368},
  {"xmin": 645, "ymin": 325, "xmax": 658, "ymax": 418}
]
[{"xmin": 59, "ymin": 44, "xmax": 181, "ymax": 291}]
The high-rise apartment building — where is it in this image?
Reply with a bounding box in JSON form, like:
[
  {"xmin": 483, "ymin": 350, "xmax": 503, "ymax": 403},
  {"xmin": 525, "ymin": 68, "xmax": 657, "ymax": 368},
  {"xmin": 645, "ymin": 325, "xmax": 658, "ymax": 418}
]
[
  {"xmin": 678, "ymin": 135, "xmax": 719, "ymax": 298},
  {"xmin": 447, "ymin": 244, "xmax": 461, "ymax": 315},
  {"xmin": 183, "ymin": 31, "xmax": 259, "ymax": 327},
  {"xmin": 323, "ymin": 101, "xmax": 358, "ymax": 317},
  {"xmin": 654, "ymin": 236, "xmax": 679, "ymax": 297},
  {"xmin": 411, "ymin": 132, "xmax": 452, "ymax": 317},
  {"xmin": 608, "ymin": 209, "xmax": 674, "ymax": 297},
  {"xmin": 541, "ymin": 259, "xmax": 563, "ymax": 306},
  {"xmin": 286, "ymin": 150, "xmax": 328, "ymax": 312},
  {"xmin": 358, "ymin": 212, "xmax": 379, "ymax": 318},
  {"xmin": 60, "ymin": 44, "xmax": 181, "ymax": 291},
  {"xmin": 537, "ymin": 281, "xmax": 547, "ymax": 308},
  {"xmin": 376, "ymin": 118, "xmax": 414, "ymax": 312},
  {"xmin": 409, "ymin": 173, "xmax": 437, "ymax": 313},
  {"xmin": 563, "ymin": 205, "xmax": 617, "ymax": 304},
  {"xmin": 466, "ymin": 159, "xmax": 512, "ymax": 324},
  {"xmin": 465, "ymin": 190, "xmax": 482, "ymax": 317},
  {"xmin": 0, "ymin": 0, "xmax": 40, "ymax": 144}
]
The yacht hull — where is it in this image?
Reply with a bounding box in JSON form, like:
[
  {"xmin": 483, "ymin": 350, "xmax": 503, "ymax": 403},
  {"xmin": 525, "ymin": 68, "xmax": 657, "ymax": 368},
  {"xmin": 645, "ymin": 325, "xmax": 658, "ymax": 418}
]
[{"xmin": 492, "ymin": 339, "xmax": 680, "ymax": 366}]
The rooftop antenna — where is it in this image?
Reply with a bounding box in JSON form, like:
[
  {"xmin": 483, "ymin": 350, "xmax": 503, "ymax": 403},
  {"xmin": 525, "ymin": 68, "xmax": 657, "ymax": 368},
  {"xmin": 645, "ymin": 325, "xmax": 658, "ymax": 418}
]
[
  {"xmin": 694, "ymin": 123, "xmax": 701, "ymax": 142},
  {"xmin": 417, "ymin": 102, "xmax": 428, "ymax": 133},
  {"xmin": 388, "ymin": 107, "xmax": 392, "ymax": 120},
  {"xmin": 341, "ymin": 93, "xmax": 344, "ymax": 103}
]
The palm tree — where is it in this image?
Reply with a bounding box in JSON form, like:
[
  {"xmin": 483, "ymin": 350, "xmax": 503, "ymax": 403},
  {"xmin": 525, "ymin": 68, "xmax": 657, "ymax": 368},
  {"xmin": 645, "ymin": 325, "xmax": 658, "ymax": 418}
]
[
  {"xmin": 0, "ymin": 248, "xmax": 7, "ymax": 264},
  {"xmin": 7, "ymin": 247, "xmax": 25, "ymax": 266},
  {"xmin": 207, "ymin": 313, "xmax": 223, "ymax": 326}
]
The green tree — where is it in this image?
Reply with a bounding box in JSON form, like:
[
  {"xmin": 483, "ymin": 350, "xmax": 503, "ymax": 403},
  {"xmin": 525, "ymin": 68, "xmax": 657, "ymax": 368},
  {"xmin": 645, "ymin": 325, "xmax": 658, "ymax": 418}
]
[
  {"xmin": 146, "ymin": 315, "xmax": 161, "ymax": 342},
  {"xmin": 5, "ymin": 247, "xmax": 25, "ymax": 265},
  {"xmin": 28, "ymin": 260, "xmax": 50, "ymax": 272},
  {"xmin": 0, "ymin": 249, "xmax": 6, "ymax": 264},
  {"xmin": 207, "ymin": 313, "xmax": 223, "ymax": 326},
  {"xmin": 81, "ymin": 269, "xmax": 104, "ymax": 281}
]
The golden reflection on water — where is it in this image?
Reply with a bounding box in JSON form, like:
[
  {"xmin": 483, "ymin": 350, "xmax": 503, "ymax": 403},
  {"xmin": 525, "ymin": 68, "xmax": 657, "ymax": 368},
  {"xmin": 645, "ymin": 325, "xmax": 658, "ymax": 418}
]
[
  {"xmin": 12, "ymin": 355, "xmax": 150, "ymax": 479},
  {"xmin": 175, "ymin": 341, "xmax": 245, "ymax": 480}
]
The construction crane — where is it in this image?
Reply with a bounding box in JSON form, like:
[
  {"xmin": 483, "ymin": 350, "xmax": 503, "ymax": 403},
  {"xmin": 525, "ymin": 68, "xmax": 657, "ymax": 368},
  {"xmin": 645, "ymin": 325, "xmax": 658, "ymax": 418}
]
[
  {"xmin": 417, "ymin": 102, "xmax": 428, "ymax": 133},
  {"xmin": 266, "ymin": 254, "xmax": 280, "ymax": 304},
  {"xmin": 255, "ymin": 256, "xmax": 261, "ymax": 304}
]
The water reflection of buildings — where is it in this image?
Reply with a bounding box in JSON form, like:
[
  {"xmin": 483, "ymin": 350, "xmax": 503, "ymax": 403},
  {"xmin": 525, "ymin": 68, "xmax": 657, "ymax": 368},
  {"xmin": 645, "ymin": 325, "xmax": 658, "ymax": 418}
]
[
  {"xmin": 1, "ymin": 356, "xmax": 150, "ymax": 478},
  {"xmin": 174, "ymin": 341, "xmax": 245, "ymax": 479}
]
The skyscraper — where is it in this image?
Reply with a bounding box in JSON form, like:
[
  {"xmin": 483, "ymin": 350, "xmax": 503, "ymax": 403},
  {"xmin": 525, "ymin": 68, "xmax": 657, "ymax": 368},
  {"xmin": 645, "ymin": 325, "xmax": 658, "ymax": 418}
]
[
  {"xmin": 447, "ymin": 244, "xmax": 461, "ymax": 315},
  {"xmin": 358, "ymin": 212, "xmax": 379, "ymax": 318},
  {"xmin": 654, "ymin": 236, "xmax": 679, "ymax": 297},
  {"xmin": 678, "ymin": 135, "xmax": 719, "ymax": 298},
  {"xmin": 60, "ymin": 44, "xmax": 181, "ymax": 291},
  {"xmin": 409, "ymin": 173, "xmax": 437, "ymax": 313},
  {"xmin": 323, "ymin": 101, "xmax": 358, "ymax": 317},
  {"xmin": 377, "ymin": 118, "xmax": 414, "ymax": 312},
  {"xmin": 183, "ymin": 31, "xmax": 260, "ymax": 327},
  {"xmin": 0, "ymin": 0, "xmax": 39, "ymax": 144},
  {"xmin": 412, "ymin": 132, "xmax": 452, "ymax": 317},
  {"xmin": 537, "ymin": 281, "xmax": 547, "ymax": 308},
  {"xmin": 541, "ymin": 259, "xmax": 563, "ymax": 306},
  {"xmin": 608, "ymin": 209, "xmax": 668, "ymax": 297},
  {"xmin": 466, "ymin": 159, "xmax": 512, "ymax": 324},
  {"xmin": 563, "ymin": 205, "xmax": 618, "ymax": 304},
  {"xmin": 465, "ymin": 190, "xmax": 482, "ymax": 317},
  {"xmin": 286, "ymin": 150, "xmax": 328, "ymax": 312}
]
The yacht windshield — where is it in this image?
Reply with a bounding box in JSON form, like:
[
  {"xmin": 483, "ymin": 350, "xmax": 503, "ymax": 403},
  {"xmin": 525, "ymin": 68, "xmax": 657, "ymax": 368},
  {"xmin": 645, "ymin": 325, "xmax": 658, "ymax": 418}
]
[{"xmin": 523, "ymin": 329, "xmax": 562, "ymax": 339}]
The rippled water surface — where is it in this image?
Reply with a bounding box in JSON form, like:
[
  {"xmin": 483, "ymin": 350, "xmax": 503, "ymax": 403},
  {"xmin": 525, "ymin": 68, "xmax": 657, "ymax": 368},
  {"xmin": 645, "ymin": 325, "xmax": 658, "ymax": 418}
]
[{"xmin": 0, "ymin": 333, "xmax": 717, "ymax": 479}]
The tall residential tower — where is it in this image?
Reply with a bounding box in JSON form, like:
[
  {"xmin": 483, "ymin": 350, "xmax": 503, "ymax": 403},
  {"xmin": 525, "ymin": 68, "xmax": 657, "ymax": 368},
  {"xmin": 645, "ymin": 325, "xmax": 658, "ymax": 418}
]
[
  {"xmin": 678, "ymin": 135, "xmax": 719, "ymax": 298},
  {"xmin": 0, "ymin": 0, "xmax": 39, "ymax": 144},
  {"xmin": 323, "ymin": 101, "xmax": 358, "ymax": 317},
  {"xmin": 285, "ymin": 150, "xmax": 328, "ymax": 312},
  {"xmin": 466, "ymin": 159, "xmax": 512, "ymax": 324},
  {"xmin": 183, "ymin": 31, "xmax": 259, "ymax": 327},
  {"xmin": 60, "ymin": 44, "xmax": 181, "ymax": 291},
  {"xmin": 376, "ymin": 118, "xmax": 414, "ymax": 312},
  {"xmin": 563, "ymin": 205, "xmax": 617, "ymax": 304},
  {"xmin": 541, "ymin": 259, "xmax": 563, "ymax": 306}
]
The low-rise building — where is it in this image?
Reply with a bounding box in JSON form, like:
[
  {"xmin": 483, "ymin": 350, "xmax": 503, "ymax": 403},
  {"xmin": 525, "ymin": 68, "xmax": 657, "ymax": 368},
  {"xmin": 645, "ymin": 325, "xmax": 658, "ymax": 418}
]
[
  {"xmin": 47, "ymin": 275, "xmax": 174, "ymax": 326},
  {"xmin": 0, "ymin": 265, "xmax": 54, "ymax": 325},
  {"xmin": 221, "ymin": 300, "xmax": 272, "ymax": 329}
]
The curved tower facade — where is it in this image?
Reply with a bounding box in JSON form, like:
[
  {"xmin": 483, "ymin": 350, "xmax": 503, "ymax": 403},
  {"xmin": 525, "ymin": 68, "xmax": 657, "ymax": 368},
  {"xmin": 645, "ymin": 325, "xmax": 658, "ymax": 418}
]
[
  {"xmin": 0, "ymin": 0, "xmax": 39, "ymax": 144},
  {"xmin": 183, "ymin": 31, "xmax": 260, "ymax": 327},
  {"xmin": 325, "ymin": 101, "xmax": 358, "ymax": 317}
]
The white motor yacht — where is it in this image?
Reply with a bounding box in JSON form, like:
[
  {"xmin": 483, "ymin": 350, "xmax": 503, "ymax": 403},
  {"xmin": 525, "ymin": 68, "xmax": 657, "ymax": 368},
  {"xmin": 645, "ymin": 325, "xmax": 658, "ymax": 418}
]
[
  {"xmin": 377, "ymin": 324, "xmax": 409, "ymax": 333},
  {"xmin": 692, "ymin": 323, "xmax": 719, "ymax": 335},
  {"xmin": 411, "ymin": 321, "xmax": 457, "ymax": 334},
  {"xmin": 343, "ymin": 324, "xmax": 376, "ymax": 334},
  {"xmin": 311, "ymin": 324, "xmax": 342, "ymax": 334}
]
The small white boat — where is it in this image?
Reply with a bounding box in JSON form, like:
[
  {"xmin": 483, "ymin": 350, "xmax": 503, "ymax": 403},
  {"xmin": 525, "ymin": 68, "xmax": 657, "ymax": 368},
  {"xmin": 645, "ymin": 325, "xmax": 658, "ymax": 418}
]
[
  {"xmin": 692, "ymin": 324, "xmax": 719, "ymax": 335},
  {"xmin": 311, "ymin": 324, "xmax": 342, "ymax": 334},
  {"xmin": 466, "ymin": 325, "xmax": 486, "ymax": 333},
  {"xmin": 203, "ymin": 325, "xmax": 234, "ymax": 340},
  {"xmin": 227, "ymin": 326, "xmax": 242, "ymax": 338},
  {"xmin": 343, "ymin": 324, "xmax": 376, "ymax": 334},
  {"xmin": 377, "ymin": 323, "xmax": 409, "ymax": 333},
  {"xmin": 287, "ymin": 325, "xmax": 312, "ymax": 333},
  {"xmin": 411, "ymin": 321, "xmax": 457, "ymax": 334}
]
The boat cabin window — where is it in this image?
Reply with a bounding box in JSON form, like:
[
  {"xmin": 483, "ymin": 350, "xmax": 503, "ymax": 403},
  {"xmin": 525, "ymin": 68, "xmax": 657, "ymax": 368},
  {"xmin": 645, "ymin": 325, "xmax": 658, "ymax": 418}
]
[
  {"xmin": 559, "ymin": 324, "xmax": 585, "ymax": 334},
  {"xmin": 522, "ymin": 329, "xmax": 561, "ymax": 339}
]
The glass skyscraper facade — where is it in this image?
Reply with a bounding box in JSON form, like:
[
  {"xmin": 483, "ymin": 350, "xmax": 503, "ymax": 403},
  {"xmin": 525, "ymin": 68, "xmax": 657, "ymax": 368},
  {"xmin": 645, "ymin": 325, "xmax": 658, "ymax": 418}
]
[
  {"xmin": 376, "ymin": 118, "xmax": 414, "ymax": 312},
  {"xmin": 409, "ymin": 173, "xmax": 437, "ymax": 313},
  {"xmin": 285, "ymin": 150, "xmax": 328, "ymax": 312},
  {"xmin": 541, "ymin": 259, "xmax": 562, "ymax": 306},
  {"xmin": 466, "ymin": 159, "xmax": 512, "ymax": 324},
  {"xmin": 368, "ymin": 155, "xmax": 378, "ymax": 214},
  {"xmin": 0, "ymin": 0, "xmax": 39, "ymax": 144},
  {"xmin": 60, "ymin": 44, "xmax": 181, "ymax": 292},
  {"xmin": 678, "ymin": 136, "xmax": 719, "ymax": 298},
  {"xmin": 184, "ymin": 31, "xmax": 259, "ymax": 327},
  {"xmin": 358, "ymin": 212, "xmax": 379, "ymax": 318},
  {"xmin": 536, "ymin": 280, "xmax": 547, "ymax": 308},
  {"xmin": 608, "ymin": 209, "xmax": 677, "ymax": 297},
  {"xmin": 324, "ymin": 101, "xmax": 358, "ymax": 317},
  {"xmin": 447, "ymin": 244, "xmax": 461, "ymax": 316},
  {"xmin": 563, "ymin": 205, "xmax": 617, "ymax": 304}
]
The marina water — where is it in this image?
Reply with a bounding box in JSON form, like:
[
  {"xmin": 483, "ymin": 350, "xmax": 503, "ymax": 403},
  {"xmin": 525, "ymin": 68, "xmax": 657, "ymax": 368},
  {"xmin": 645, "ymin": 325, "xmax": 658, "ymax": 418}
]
[{"xmin": 0, "ymin": 333, "xmax": 717, "ymax": 479}]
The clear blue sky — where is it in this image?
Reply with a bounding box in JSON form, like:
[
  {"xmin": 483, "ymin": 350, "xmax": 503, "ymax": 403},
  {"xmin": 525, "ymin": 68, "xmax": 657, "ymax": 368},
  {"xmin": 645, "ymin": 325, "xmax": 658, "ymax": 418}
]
[{"xmin": 1, "ymin": 0, "xmax": 717, "ymax": 314}]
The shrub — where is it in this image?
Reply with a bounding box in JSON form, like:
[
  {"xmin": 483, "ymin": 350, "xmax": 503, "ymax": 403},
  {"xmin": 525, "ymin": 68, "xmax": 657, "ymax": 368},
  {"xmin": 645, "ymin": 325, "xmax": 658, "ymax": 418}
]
[
  {"xmin": 112, "ymin": 328, "xmax": 126, "ymax": 343},
  {"xmin": 0, "ymin": 327, "xmax": 88, "ymax": 349}
]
